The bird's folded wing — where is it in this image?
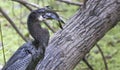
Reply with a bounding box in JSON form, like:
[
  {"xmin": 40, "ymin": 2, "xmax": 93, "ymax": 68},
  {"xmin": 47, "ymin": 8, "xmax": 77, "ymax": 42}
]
[{"xmin": 7, "ymin": 54, "xmax": 32, "ymax": 70}]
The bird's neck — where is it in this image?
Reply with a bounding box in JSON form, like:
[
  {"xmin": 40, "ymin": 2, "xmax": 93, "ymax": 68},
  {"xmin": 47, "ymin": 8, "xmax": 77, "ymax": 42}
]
[
  {"xmin": 27, "ymin": 20, "xmax": 42, "ymax": 41},
  {"xmin": 27, "ymin": 20, "xmax": 42, "ymax": 48},
  {"xmin": 27, "ymin": 18, "xmax": 49, "ymax": 48}
]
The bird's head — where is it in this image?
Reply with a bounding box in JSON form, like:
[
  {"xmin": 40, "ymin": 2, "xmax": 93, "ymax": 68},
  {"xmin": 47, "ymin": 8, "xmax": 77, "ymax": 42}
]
[
  {"xmin": 28, "ymin": 6, "xmax": 65, "ymax": 26},
  {"xmin": 28, "ymin": 9, "xmax": 45, "ymax": 22}
]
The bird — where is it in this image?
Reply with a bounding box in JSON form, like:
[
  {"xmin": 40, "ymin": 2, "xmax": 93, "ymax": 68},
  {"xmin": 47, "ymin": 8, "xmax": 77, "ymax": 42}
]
[{"xmin": 2, "ymin": 7, "xmax": 64, "ymax": 70}]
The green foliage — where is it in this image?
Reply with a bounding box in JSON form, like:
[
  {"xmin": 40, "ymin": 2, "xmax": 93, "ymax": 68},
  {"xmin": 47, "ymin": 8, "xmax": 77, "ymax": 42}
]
[{"xmin": 0, "ymin": 0, "xmax": 120, "ymax": 70}]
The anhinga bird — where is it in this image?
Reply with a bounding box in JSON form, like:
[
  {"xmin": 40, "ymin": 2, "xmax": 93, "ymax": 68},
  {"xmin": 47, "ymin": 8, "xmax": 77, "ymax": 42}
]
[{"xmin": 2, "ymin": 7, "xmax": 64, "ymax": 70}]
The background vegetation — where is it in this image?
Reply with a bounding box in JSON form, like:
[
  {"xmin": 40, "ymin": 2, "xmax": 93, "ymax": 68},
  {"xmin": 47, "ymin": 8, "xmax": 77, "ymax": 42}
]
[{"xmin": 0, "ymin": 0, "xmax": 120, "ymax": 70}]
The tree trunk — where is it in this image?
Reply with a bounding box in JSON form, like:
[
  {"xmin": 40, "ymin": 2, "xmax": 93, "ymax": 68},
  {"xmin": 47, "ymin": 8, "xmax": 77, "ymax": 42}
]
[{"xmin": 36, "ymin": 0, "xmax": 120, "ymax": 70}]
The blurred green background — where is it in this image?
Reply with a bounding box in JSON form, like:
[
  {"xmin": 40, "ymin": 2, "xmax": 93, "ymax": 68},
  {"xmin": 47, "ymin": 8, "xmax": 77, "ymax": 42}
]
[{"xmin": 0, "ymin": 0, "xmax": 120, "ymax": 70}]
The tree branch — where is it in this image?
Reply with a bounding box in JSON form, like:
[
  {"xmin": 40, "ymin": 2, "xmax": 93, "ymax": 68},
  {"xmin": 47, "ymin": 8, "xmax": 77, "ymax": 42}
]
[
  {"xmin": 82, "ymin": 57, "xmax": 93, "ymax": 70},
  {"xmin": 44, "ymin": 21, "xmax": 56, "ymax": 33},
  {"xmin": 12, "ymin": 0, "xmax": 40, "ymax": 9},
  {"xmin": 0, "ymin": 21, "xmax": 6, "ymax": 65},
  {"xmin": 96, "ymin": 44, "xmax": 108, "ymax": 70},
  {"xmin": 36, "ymin": 0, "xmax": 120, "ymax": 70}
]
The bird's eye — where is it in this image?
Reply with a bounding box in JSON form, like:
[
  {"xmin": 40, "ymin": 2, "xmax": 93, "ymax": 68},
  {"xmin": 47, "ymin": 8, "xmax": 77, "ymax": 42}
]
[
  {"xmin": 46, "ymin": 13, "xmax": 51, "ymax": 16},
  {"xmin": 38, "ymin": 15, "xmax": 44, "ymax": 21}
]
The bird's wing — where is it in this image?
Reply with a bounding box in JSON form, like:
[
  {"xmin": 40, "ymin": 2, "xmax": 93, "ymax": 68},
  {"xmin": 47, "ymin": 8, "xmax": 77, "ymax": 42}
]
[
  {"xmin": 2, "ymin": 42, "xmax": 34, "ymax": 70},
  {"xmin": 6, "ymin": 54, "xmax": 32, "ymax": 70}
]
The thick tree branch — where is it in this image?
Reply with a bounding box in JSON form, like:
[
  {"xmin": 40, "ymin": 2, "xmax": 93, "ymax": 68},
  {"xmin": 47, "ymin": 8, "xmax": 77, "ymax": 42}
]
[{"xmin": 36, "ymin": 0, "xmax": 120, "ymax": 70}]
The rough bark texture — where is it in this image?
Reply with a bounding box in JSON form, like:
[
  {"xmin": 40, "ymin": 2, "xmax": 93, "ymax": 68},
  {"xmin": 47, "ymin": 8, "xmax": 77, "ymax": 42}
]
[{"xmin": 36, "ymin": 0, "xmax": 120, "ymax": 70}]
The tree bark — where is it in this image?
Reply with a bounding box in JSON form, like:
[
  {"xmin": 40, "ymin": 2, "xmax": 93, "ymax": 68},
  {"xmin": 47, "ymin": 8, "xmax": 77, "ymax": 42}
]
[{"xmin": 36, "ymin": 0, "xmax": 120, "ymax": 70}]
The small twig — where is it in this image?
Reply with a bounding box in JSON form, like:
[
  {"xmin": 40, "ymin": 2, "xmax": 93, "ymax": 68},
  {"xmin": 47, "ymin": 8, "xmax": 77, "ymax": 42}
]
[
  {"xmin": 117, "ymin": 39, "xmax": 120, "ymax": 43},
  {"xmin": 56, "ymin": 0, "xmax": 83, "ymax": 6},
  {"xmin": 12, "ymin": 0, "xmax": 40, "ymax": 9},
  {"xmin": 12, "ymin": 0, "xmax": 33, "ymax": 11},
  {"xmin": 83, "ymin": 0, "xmax": 88, "ymax": 9},
  {"xmin": 0, "ymin": 7, "xmax": 27, "ymax": 42},
  {"xmin": 83, "ymin": 57, "xmax": 94, "ymax": 70},
  {"xmin": 21, "ymin": 3, "xmax": 33, "ymax": 11},
  {"xmin": 0, "ymin": 21, "xmax": 6, "ymax": 65},
  {"xmin": 96, "ymin": 44, "xmax": 108, "ymax": 70},
  {"xmin": 12, "ymin": 3, "xmax": 25, "ymax": 22},
  {"xmin": 44, "ymin": 21, "xmax": 55, "ymax": 33},
  {"xmin": 12, "ymin": 0, "xmax": 65, "ymax": 12}
]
